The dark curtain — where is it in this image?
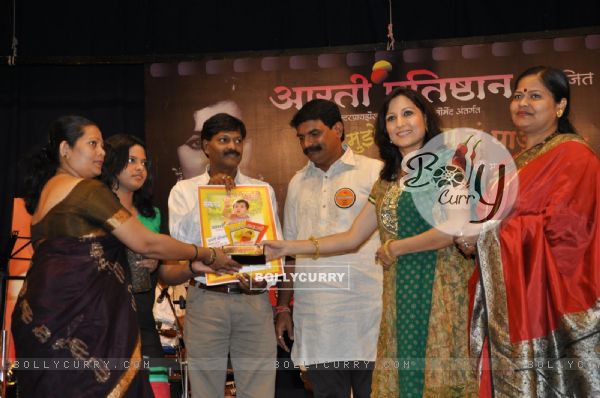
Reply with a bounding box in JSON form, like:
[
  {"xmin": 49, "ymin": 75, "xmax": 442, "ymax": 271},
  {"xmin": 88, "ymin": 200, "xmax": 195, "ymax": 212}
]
[{"xmin": 1, "ymin": 1, "xmax": 598, "ymax": 58}]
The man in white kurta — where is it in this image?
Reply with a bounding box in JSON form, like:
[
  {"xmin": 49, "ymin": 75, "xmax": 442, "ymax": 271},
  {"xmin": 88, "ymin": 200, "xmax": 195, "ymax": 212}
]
[{"xmin": 276, "ymin": 99, "xmax": 382, "ymax": 398}]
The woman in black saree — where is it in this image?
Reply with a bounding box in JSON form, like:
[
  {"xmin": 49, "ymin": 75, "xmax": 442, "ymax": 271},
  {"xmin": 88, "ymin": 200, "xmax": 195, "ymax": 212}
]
[{"xmin": 12, "ymin": 115, "xmax": 240, "ymax": 397}]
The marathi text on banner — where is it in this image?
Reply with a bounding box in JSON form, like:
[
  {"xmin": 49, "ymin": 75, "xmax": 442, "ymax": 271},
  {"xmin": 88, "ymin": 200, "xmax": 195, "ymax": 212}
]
[
  {"xmin": 269, "ymin": 74, "xmax": 372, "ymax": 110},
  {"xmin": 383, "ymin": 69, "xmax": 513, "ymax": 103}
]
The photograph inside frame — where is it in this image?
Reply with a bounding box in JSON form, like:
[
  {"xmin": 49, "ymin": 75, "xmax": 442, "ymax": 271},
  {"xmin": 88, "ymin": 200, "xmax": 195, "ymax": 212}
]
[{"xmin": 197, "ymin": 184, "xmax": 283, "ymax": 285}]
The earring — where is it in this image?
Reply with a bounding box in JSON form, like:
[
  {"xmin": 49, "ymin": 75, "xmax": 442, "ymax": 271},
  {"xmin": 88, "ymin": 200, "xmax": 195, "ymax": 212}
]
[{"xmin": 556, "ymin": 109, "xmax": 564, "ymax": 118}]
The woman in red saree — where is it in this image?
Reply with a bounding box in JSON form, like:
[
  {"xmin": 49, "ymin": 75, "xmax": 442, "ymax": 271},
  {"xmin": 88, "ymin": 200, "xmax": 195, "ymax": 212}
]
[{"xmin": 457, "ymin": 66, "xmax": 600, "ymax": 397}]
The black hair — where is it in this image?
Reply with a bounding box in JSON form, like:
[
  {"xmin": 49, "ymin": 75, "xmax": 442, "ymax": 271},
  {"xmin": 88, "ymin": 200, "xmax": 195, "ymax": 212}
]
[
  {"xmin": 513, "ymin": 66, "xmax": 577, "ymax": 134},
  {"xmin": 23, "ymin": 115, "xmax": 97, "ymax": 214},
  {"xmin": 290, "ymin": 99, "xmax": 345, "ymax": 141},
  {"xmin": 200, "ymin": 113, "xmax": 246, "ymax": 142},
  {"xmin": 375, "ymin": 87, "xmax": 442, "ymax": 182},
  {"xmin": 101, "ymin": 134, "xmax": 156, "ymax": 218},
  {"xmin": 234, "ymin": 199, "xmax": 249, "ymax": 210}
]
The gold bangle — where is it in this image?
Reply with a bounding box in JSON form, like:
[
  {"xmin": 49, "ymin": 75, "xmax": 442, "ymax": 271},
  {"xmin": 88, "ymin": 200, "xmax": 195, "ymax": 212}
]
[
  {"xmin": 383, "ymin": 239, "xmax": 395, "ymax": 260},
  {"xmin": 308, "ymin": 236, "xmax": 320, "ymax": 260},
  {"xmin": 204, "ymin": 247, "xmax": 217, "ymax": 266}
]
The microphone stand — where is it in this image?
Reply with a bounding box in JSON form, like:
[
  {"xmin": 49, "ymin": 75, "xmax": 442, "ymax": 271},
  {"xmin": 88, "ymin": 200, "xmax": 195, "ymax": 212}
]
[
  {"xmin": 1, "ymin": 232, "xmax": 28, "ymax": 398},
  {"xmin": 158, "ymin": 287, "xmax": 187, "ymax": 397}
]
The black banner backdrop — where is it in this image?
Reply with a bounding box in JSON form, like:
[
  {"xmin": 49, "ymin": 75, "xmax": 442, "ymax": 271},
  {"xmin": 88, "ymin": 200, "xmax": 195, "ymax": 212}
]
[{"xmin": 146, "ymin": 34, "xmax": 599, "ymax": 218}]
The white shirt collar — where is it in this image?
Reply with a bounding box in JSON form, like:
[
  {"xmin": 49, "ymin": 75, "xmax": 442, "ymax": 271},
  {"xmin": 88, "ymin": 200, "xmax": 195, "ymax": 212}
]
[
  {"xmin": 304, "ymin": 144, "xmax": 356, "ymax": 174},
  {"xmin": 203, "ymin": 166, "xmax": 241, "ymax": 183}
]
